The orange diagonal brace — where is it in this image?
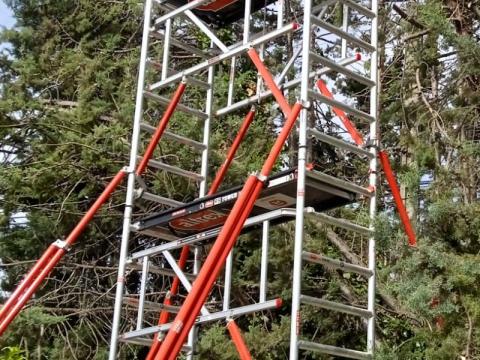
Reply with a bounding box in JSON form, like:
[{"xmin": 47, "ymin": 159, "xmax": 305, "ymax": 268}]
[
  {"xmin": 247, "ymin": 48, "xmax": 291, "ymax": 117},
  {"xmin": 154, "ymin": 102, "xmax": 302, "ymax": 360},
  {"xmin": 0, "ymin": 82, "xmax": 188, "ymax": 337},
  {"xmin": 147, "ymin": 108, "xmax": 257, "ymax": 358},
  {"xmin": 316, "ymin": 79, "xmax": 364, "ymax": 146},
  {"xmin": 208, "ymin": 109, "xmax": 255, "ymax": 195},
  {"xmin": 227, "ymin": 319, "xmax": 253, "ymax": 360},
  {"xmin": 378, "ymin": 150, "xmax": 417, "ymax": 246}
]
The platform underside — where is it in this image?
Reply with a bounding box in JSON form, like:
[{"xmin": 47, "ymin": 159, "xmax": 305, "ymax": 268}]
[
  {"xmin": 165, "ymin": 0, "xmax": 276, "ymax": 26},
  {"xmin": 136, "ymin": 169, "xmax": 357, "ymax": 240}
]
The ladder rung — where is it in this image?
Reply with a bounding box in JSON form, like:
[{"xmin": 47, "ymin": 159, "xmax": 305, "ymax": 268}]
[
  {"xmin": 302, "ymin": 251, "xmax": 373, "ymax": 277},
  {"xmin": 119, "ymin": 336, "xmax": 192, "ymax": 353},
  {"xmin": 140, "ymin": 122, "xmax": 206, "ymax": 151},
  {"xmin": 143, "ymin": 91, "xmax": 208, "ymax": 119},
  {"xmin": 305, "ymin": 209, "xmax": 372, "ymax": 236},
  {"xmin": 307, "ymin": 128, "xmax": 373, "ymax": 158},
  {"xmin": 310, "ymin": 52, "xmax": 375, "ymax": 87},
  {"xmin": 311, "ymin": 17, "xmax": 375, "ymax": 52},
  {"xmin": 146, "ymin": 61, "xmax": 211, "ymax": 89},
  {"xmin": 140, "ymin": 190, "xmax": 185, "ymax": 207},
  {"xmin": 139, "ymin": 157, "xmax": 204, "ymax": 181},
  {"xmin": 338, "ymin": 0, "xmax": 376, "ymax": 18},
  {"xmin": 300, "ymin": 295, "xmax": 373, "ymax": 318},
  {"xmin": 309, "ymin": 90, "xmax": 375, "ymax": 122},
  {"xmin": 124, "ymin": 297, "xmax": 181, "ymax": 313},
  {"xmin": 127, "ymin": 262, "xmax": 196, "ymax": 281},
  {"xmin": 150, "ymin": 30, "xmax": 210, "ymax": 59},
  {"xmin": 309, "ymin": 170, "xmax": 373, "ymax": 198},
  {"xmin": 121, "ymin": 298, "xmax": 282, "ymax": 340},
  {"xmin": 298, "ymin": 341, "xmax": 372, "ymax": 359}
]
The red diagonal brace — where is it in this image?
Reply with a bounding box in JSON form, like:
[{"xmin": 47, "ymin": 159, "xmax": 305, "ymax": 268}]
[
  {"xmin": 247, "ymin": 48, "xmax": 291, "ymax": 117},
  {"xmin": 0, "ymin": 169, "xmax": 126, "ymax": 335},
  {"xmin": 136, "ymin": 81, "xmax": 187, "ymax": 176},
  {"xmin": 227, "ymin": 319, "xmax": 253, "ymax": 360},
  {"xmin": 378, "ymin": 150, "xmax": 417, "ymax": 246},
  {"xmin": 316, "ymin": 79, "xmax": 364, "ymax": 146},
  {"xmin": 209, "ymin": 108, "xmax": 255, "ymax": 195},
  {"xmin": 154, "ymin": 102, "xmax": 302, "ymax": 360},
  {"xmin": 146, "ymin": 108, "xmax": 256, "ymax": 359},
  {"xmin": 0, "ymin": 82, "xmax": 188, "ymax": 337}
]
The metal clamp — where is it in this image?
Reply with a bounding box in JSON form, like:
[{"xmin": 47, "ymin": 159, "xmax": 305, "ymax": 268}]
[{"xmin": 53, "ymin": 239, "xmax": 70, "ymax": 251}]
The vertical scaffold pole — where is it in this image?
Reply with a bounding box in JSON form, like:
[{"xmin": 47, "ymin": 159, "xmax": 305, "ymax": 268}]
[
  {"xmin": 187, "ymin": 43, "xmax": 215, "ymax": 359},
  {"xmin": 108, "ymin": 0, "xmax": 153, "ymax": 358},
  {"xmin": 289, "ymin": 0, "xmax": 312, "ymax": 357},
  {"xmin": 367, "ymin": 0, "xmax": 379, "ymax": 353}
]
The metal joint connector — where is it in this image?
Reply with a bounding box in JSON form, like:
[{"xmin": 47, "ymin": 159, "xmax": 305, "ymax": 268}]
[
  {"xmin": 257, "ymin": 174, "xmax": 268, "ymax": 183},
  {"xmin": 53, "ymin": 239, "xmax": 70, "ymax": 251},
  {"xmin": 300, "ymin": 100, "xmax": 311, "ymax": 109},
  {"xmin": 134, "ymin": 187, "xmax": 144, "ymax": 200},
  {"xmin": 130, "ymin": 222, "xmax": 141, "ymax": 231},
  {"xmin": 365, "ymin": 138, "xmax": 379, "ymax": 150},
  {"xmin": 123, "ymin": 166, "xmax": 135, "ymax": 174}
]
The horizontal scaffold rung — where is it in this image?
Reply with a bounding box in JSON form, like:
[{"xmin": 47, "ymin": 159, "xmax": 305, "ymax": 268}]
[
  {"xmin": 307, "ymin": 128, "xmax": 373, "ymax": 158},
  {"xmin": 149, "ymin": 30, "xmax": 211, "ymax": 59},
  {"xmin": 123, "ymin": 297, "xmax": 181, "ymax": 313},
  {"xmin": 302, "ymin": 251, "xmax": 373, "ymax": 277},
  {"xmin": 140, "ymin": 122, "xmax": 206, "ymax": 150},
  {"xmin": 310, "ymin": 17, "xmax": 375, "ymax": 52},
  {"xmin": 305, "ymin": 208, "xmax": 373, "ymax": 236},
  {"xmin": 298, "ymin": 341, "xmax": 373, "ymax": 360},
  {"xmin": 309, "ymin": 170, "xmax": 373, "ymax": 198},
  {"xmin": 300, "ymin": 295, "xmax": 373, "ymax": 318},
  {"xmin": 127, "ymin": 262, "xmax": 196, "ymax": 281},
  {"xmin": 120, "ymin": 298, "xmax": 282, "ymax": 340},
  {"xmin": 309, "ymin": 52, "xmax": 375, "ymax": 87},
  {"xmin": 137, "ymin": 156, "xmax": 204, "ymax": 181},
  {"xmin": 143, "ymin": 91, "xmax": 208, "ymax": 119},
  {"xmin": 147, "ymin": 60, "xmax": 212, "ymax": 90},
  {"xmin": 215, "ymin": 55, "xmax": 360, "ymax": 117},
  {"xmin": 139, "ymin": 190, "xmax": 185, "ymax": 207},
  {"xmin": 309, "ymin": 90, "xmax": 375, "ymax": 123},
  {"xmin": 149, "ymin": 23, "xmax": 298, "ymax": 91},
  {"xmin": 119, "ymin": 336, "xmax": 192, "ymax": 353},
  {"xmin": 338, "ymin": 0, "xmax": 376, "ymax": 18}
]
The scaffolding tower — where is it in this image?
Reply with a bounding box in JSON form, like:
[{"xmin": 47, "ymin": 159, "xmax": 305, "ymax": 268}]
[
  {"xmin": 108, "ymin": 0, "xmax": 379, "ymax": 358},
  {"xmin": 2, "ymin": 0, "xmax": 421, "ymax": 358}
]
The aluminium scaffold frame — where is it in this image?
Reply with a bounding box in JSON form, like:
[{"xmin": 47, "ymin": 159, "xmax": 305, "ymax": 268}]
[
  {"xmin": 107, "ymin": 0, "xmax": 381, "ymax": 358},
  {"xmin": 0, "ymin": 0, "xmax": 418, "ymax": 358}
]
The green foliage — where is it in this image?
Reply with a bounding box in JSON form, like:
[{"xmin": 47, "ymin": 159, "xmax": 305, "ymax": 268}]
[{"xmin": 0, "ymin": 347, "xmax": 26, "ymax": 360}]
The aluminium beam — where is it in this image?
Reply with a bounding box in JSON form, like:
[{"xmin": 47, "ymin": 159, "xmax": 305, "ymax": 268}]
[
  {"xmin": 305, "ymin": 208, "xmax": 373, "ymax": 236},
  {"xmin": 307, "ymin": 128, "xmax": 373, "ymax": 158},
  {"xmin": 216, "ymin": 56, "xmax": 360, "ymax": 117},
  {"xmin": 120, "ymin": 299, "xmax": 282, "ymax": 340},
  {"xmin": 309, "ymin": 90, "xmax": 375, "ymax": 123},
  {"xmin": 309, "ymin": 52, "xmax": 375, "ymax": 87},
  {"xmin": 300, "ymin": 295, "xmax": 373, "ymax": 318},
  {"xmin": 310, "ymin": 17, "xmax": 375, "ymax": 52},
  {"xmin": 298, "ymin": 341, "xmax": 372, "ymax": 360},
  {"xmin": 149, "ymin": 23, "xmax": 298, "ymax": 91}
]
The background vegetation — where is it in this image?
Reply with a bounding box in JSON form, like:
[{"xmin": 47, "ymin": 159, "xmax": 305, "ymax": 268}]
[{"xmin": 0, "ymin": 0, "xmax": 479, "ymax": 359}]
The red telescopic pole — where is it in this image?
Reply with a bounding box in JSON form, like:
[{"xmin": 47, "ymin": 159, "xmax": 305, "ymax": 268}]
[
  {"xmin": 227, "ymin": 319, "xmax": 253, "ymax": 360},
  {"xmin": 0, "ymin": 169, "xmax": 126, "ymax": 335},
  {"xmin": 0, "ymin": 82, "xmax": 187, "ymax": 337},
  {"xmin": 316, "ymin": 79, "xmax": 364, "ymax": 146},
  {"xmin": 378, "ymin": 150, "xmax": 417, "ymax": 246},
  {"xmin": 155, "ymin": 103, "xmax": 302, "ymax": 360}
]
